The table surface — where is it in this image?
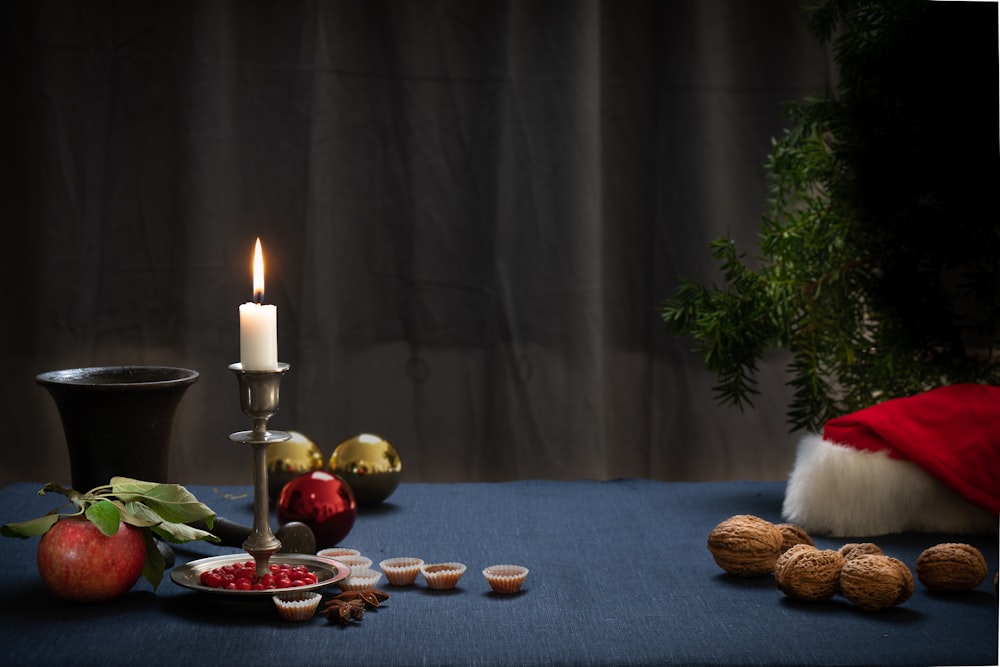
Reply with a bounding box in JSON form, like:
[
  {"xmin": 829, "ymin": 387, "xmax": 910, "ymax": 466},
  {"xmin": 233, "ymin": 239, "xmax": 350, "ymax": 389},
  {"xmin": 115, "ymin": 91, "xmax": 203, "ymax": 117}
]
[{"xmin": 0, "ymin": 479, "xmax": 997, "ymax": 667}]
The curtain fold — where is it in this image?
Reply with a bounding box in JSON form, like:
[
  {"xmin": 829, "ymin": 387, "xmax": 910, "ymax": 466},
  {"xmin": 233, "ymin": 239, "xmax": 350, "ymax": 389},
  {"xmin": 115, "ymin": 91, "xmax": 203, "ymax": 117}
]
[{"xmin": 1, "ymin": 0, "xmax": 834, "ymax": 486}]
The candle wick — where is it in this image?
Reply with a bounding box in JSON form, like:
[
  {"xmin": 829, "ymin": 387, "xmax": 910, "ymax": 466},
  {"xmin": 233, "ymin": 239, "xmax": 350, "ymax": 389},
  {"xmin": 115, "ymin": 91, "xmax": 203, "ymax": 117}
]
[{"xmin": 254, "ymin": 292, "xmax": 264, "ymax": 305}]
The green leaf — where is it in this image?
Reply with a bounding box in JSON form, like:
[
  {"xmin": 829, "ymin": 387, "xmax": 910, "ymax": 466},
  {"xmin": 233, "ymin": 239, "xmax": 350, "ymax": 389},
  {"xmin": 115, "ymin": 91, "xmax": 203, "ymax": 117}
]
[
  {"xmin": 116, "ymin": 493, "xmax": 219, "ymax": 544},
  {"xmin": 141, "ymin": 497, "xmax": 216, "ymax": 525},
  {"xmin": 1, "ymin": 513, "xmax": 62, "ymax": 538},
  {"xmin": 141, "ymin": 528, "xmax": 165, "ymax": 591},
  {"xmin": 109, "ymin": 477, "xmax": 162, "ymax": 494},
  {"xmin": 151, "ymin": 519, "xmax": 221, "ymax": 545},
  {"xmin": 111, "ymin": 477, "xmax": 216, "ymax": 526},
  {"xmin": 85, "ymin": 500, "xmax": 122, "ymax": 536},
  {"xmin": 119, "ymin": 500, "xmax": 166, "ymax": 528}
]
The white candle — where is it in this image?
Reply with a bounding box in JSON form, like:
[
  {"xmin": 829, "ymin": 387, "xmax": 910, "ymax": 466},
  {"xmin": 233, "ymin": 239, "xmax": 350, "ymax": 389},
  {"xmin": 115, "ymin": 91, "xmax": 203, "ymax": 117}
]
[{"xmin": 239, "ymin": 238, "xmax": 278, "ymax": 370}]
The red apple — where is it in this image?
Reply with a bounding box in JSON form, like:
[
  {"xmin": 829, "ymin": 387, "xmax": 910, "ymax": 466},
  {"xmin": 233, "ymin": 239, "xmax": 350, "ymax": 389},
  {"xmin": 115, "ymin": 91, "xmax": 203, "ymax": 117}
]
[{"xmin": 36, "ymin": 517, "xmax": 147, "ymax": 602}]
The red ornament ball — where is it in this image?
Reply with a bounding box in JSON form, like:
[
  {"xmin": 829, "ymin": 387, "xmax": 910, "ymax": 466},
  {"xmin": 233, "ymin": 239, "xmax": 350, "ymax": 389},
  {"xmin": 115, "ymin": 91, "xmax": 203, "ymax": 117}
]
[{"xmin": 276, "ymin": 471, "xmax": 357, "ymax": 548}]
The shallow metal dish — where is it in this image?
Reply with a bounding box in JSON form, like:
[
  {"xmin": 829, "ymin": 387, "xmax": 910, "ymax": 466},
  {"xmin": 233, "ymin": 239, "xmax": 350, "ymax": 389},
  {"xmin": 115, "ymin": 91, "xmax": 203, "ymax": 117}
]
[{"xmin": 170, "ymin": 553, "xmax": 348, "ymax": 598}]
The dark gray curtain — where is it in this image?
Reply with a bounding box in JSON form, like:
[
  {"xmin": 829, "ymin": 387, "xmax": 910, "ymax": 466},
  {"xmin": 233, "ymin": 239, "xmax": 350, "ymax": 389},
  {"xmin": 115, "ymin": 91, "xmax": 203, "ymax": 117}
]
[{"xmin": 1, "ymin": 0, "xmax": 832, "ymax": 487}]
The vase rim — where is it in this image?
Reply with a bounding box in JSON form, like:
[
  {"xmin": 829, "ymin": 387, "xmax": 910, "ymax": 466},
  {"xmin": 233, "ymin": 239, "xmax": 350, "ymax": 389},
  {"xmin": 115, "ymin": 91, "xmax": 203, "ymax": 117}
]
[{"xmin": 36, "ymin": 365, "xmax": 199, "ymax": 390}]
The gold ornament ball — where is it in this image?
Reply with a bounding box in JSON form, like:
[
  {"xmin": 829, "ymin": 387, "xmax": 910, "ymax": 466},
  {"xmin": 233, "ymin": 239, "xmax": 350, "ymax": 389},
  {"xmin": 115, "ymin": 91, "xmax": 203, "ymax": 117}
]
[
  {"xmin": 329, "ymin": 433, "xmax": 402, "ymax": 506},
  {"xmin": 266, "ymin": 431, "xmax": 326, "ymax": 500}
]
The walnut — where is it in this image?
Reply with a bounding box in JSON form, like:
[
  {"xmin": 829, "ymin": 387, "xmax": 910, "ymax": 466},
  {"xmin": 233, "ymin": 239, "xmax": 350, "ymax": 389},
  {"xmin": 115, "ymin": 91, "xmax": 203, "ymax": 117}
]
[
  {"xmin": 915, "ymin": 543, "xmax": 988, "ymax": 593},
  {"xmin": 774, "ymin": 543, "xmax": 844, "ymax": 602},
  {"xmin": 776, "ymin": 523, "xmax": 814, "ymax": 553},
  {"xmin": 706, "ymin": 515, "xmax": 783, "ymax": 577},
  {"xmin": 838, "ymin": 542, "xmax": 883, "ymax": 561},
  {"xmin": 839, "ymin": 554, "xmax": 914, "ymax": 611}
]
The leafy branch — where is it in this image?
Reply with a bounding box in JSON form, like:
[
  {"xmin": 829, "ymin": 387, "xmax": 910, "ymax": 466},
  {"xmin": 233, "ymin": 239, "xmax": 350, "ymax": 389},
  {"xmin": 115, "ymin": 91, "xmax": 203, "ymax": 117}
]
[
  {"xmin": 1, "ymin": 477, "xmax": 220, "ymax": 590},
  {"xmin": 661, "ymin": 0, "xmax": 1000, "ymax": 432}
]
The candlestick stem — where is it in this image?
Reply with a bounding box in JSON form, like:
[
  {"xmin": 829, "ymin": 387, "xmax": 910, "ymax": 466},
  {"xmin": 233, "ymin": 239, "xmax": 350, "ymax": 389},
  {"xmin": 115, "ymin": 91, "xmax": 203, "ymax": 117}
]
[{"xmin": 228, "ymin": 362, "xmax": 291, "ymax": 578}]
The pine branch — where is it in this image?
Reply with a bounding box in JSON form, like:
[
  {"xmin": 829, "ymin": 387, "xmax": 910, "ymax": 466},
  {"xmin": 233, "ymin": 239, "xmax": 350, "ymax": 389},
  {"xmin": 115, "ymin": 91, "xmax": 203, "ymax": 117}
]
[{"xmin": 661, "ymin": 0, "xmax": 1000, "ymax": 431}]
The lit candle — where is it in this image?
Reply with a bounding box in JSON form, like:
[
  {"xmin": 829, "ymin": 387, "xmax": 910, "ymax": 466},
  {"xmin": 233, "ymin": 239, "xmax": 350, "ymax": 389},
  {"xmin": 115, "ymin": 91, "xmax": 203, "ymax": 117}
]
[{"xmin": 239, "ymin": 238, "xmax": 278, "ymax": 370}]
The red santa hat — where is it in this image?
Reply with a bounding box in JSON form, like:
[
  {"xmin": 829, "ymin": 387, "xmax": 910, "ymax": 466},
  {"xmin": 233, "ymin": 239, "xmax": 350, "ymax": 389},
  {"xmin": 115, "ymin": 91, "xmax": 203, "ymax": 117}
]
[{"xmin": 782, "ymin": 383, "xmax": 1000, "ymax": 537}]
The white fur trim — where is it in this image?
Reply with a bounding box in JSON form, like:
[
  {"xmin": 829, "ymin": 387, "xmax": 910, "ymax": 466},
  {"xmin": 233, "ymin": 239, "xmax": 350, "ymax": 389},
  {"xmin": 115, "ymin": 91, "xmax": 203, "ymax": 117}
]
[{"xmin": 782, "ymin": 433, "xmax": 998, "ymax": 537}]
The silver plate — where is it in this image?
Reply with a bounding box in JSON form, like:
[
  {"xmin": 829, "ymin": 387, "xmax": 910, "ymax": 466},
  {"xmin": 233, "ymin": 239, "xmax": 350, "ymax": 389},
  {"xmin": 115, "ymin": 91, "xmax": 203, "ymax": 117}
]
[{"xmin": 170, "ymin": 553, "xmax": 349, "ymax": 598}]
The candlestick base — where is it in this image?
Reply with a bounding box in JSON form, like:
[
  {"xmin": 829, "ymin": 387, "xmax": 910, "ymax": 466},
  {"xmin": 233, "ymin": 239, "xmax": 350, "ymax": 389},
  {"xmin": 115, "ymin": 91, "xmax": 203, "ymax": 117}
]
[{"xmin": 229, "ymin": 362, "xmax": 291, "ymax": 577}]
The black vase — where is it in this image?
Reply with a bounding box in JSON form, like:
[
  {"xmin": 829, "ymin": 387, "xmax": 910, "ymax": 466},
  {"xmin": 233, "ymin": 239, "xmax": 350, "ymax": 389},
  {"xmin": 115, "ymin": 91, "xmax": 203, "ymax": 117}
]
[{"xmin": 36, "ymin": 366, "xmax": 199, "ymax": 492}]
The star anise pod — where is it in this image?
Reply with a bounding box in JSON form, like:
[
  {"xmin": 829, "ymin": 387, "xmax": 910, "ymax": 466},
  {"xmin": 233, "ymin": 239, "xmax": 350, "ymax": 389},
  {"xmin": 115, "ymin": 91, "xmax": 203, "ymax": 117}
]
[
  {"xmin": 333, "ymin": 589, "xmax": 390, "ymax": 608},
  {"xmin": 321, "ymin": 598, "xmax": 366, "ymax": 625}
]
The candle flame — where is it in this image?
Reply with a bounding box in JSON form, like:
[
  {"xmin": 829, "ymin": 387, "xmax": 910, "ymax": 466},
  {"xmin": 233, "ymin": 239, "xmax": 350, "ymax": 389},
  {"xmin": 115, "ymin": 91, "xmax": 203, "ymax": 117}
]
[{"xmin": 252, "ymin": 237, "xmax": 265, "ymax": 303}]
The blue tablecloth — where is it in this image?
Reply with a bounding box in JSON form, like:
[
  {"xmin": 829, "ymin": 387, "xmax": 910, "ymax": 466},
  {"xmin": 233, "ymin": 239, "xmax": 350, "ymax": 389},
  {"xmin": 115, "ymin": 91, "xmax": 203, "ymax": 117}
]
[{"xmin": 0, "ymin": 479, "xmax": 996, "ymax": 666}]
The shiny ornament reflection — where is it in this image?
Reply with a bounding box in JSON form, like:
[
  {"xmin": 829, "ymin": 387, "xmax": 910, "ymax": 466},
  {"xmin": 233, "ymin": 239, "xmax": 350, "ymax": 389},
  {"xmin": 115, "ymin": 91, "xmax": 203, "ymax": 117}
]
[
  {"xmin": 276, "ymin": 471, "xmax": 356, "ymax": 548},
  {"xmin": 265, "ymin": 431, "xmax": 325, "ymax": 500},
  {"xmin": 328, "ymin": 433, "xmax": 402, "ymax": 506}
]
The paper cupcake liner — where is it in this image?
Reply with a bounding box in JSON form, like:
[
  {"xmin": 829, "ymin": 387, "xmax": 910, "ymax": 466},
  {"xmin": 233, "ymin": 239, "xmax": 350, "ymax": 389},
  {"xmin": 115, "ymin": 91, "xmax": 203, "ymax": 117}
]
[
  {"xmin": 337, "ymin": 554, "xmax": 374, "ymax": 572},
  {"xmin": 420, "ymin": 562, "xmax": 467, "ymax": 590},
  {"xmin": 338, "ymin": 567, "xmax": 383, "ymax": 591},
  {"xmin": 379, "ymin": 557, "xmax": 425, "ymax": 586},
  {"xmin": 272, "ymin": 591, "xmax": 321, "ymax": 621},
  {"xmin": 482, "ymin": 564, "xmax": 529, "ymax": 594},
  {"xmin": 317, "ymin": 547, "xmax": 361, "ymax": 560}
]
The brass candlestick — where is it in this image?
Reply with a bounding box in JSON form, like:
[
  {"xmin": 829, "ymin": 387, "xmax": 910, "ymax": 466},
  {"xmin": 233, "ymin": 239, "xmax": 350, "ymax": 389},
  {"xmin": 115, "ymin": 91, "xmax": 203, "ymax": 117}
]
[{"xmin": 228, "ymin": 362, "xmax": 291, "ymax": 578}]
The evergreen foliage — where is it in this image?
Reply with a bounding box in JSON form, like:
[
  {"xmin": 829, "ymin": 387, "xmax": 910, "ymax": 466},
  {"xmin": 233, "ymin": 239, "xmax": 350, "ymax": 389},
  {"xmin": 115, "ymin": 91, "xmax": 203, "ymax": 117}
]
[{"xmin": 661, "ymin": 0, "xmax": 1000, "ymax": 432}]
